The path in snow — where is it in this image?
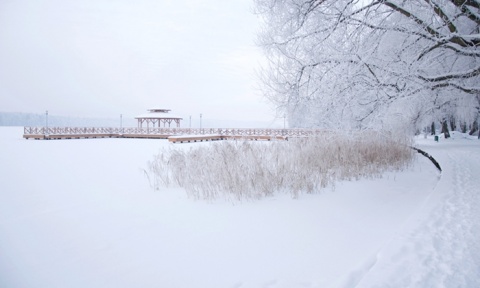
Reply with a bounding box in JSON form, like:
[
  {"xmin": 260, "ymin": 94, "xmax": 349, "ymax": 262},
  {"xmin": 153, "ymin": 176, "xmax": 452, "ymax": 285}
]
[{"xmin": 356, "ymin": 136, "xmax": 480, "ymax": 287}]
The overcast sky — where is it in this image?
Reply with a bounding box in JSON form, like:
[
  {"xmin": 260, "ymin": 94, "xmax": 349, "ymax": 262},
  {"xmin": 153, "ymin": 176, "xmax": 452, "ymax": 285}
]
[{"xmin": 0, "ymin": 0, "xmax": 280, "ymax": 126}]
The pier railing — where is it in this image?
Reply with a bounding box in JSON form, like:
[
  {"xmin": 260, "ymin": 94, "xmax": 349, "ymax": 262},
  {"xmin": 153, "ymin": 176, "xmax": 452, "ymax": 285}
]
[{"xmin": 24, "ymin": 127, "xmax": 327, "ymax": 138}]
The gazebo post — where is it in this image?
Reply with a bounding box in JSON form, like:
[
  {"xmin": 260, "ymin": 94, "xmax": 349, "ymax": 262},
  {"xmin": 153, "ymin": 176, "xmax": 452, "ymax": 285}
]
[{"xmin": 135, "ymin": 108, "xmax": 183, "ymax": 130}]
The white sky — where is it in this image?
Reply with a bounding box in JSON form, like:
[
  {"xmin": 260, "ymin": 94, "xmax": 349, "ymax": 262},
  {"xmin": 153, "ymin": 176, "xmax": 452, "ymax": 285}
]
[{"xmin": 0, "ymin": 0, "xmax": 279, "ymax": 125}]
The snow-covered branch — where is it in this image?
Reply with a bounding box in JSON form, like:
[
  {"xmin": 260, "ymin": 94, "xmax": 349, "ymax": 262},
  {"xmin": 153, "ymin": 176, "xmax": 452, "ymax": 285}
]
[
  {"xmin": 419, "ymin": 65, "xmax": 480, "ymax": 83},
  {"xmin": 255, "ymin": 0, "xmax": 480, "ymax": 130}
]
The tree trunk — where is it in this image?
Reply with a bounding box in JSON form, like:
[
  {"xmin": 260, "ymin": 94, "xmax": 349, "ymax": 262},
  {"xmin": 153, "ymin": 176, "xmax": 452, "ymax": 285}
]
[
  {"xmin": 469, "ymin": 119, "xmax": 478, "ymax": 135},
  {"xmin": 449, "ymin": 116, "xmax": 456, "ymax": 132},
  {"xmin": 441, "ymin": 120, "xmax": 450, "ymax": 138},
  {"xmin": 431, "ymin": 122, "xmax": 436, "ymax": 135},
  {"xmin": 461, "ymin": 121, "xmax": 467, "ymax": 133}
]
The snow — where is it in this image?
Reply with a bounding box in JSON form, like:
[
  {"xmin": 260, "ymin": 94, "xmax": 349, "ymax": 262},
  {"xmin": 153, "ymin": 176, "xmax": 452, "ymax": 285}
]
[
  {"xmin": 0, "ymin": 127, "xmax": 479, "ymax": 287},
  {"xmin": 356, "ymin": 133, "xmax": 480, "ymax": 287}
]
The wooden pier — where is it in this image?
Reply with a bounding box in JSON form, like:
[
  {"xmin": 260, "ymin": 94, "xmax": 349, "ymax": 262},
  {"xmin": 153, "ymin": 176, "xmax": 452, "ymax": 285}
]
[
  {"xmin": 23, "ymin": 127, "xmax": 323, "ymax": 142},
  {"xmin": 167, "ymin": 134, "xmax": 288, "ymax": 143}
]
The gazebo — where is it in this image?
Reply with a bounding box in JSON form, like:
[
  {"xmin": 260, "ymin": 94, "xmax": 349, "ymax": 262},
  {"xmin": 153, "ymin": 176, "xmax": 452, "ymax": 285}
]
[{"xmin": 135, "ymin": 108, "xmax": 183, "ymax": 128}]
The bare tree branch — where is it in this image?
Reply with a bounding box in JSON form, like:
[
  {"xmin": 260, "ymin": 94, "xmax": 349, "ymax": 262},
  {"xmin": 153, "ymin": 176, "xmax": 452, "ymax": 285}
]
[
  {"xmin": 431, "ymin": 82, "xmax": 480, "ymax": 94},
  {"xmin": 424, "ymin": 0, "xmax": 458, "ymax": 33},
  {"xmin": 419, "ymin": 65, "xmax": 480, "ymax": 82}
]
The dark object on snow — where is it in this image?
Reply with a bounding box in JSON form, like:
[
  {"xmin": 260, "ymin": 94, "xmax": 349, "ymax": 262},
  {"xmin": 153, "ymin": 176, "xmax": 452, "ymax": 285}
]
[
  {"xmin": 441, "ymin": 120, "xmax": 450, "ymax": 139},
  {"xmin": 469, "ymin": 119, "xmax": 478, "ymax": 136},
  {"xmin": 434, "ymin": 135, "xmax": 439, "ymax": 142},
  {"xmin": 411, "ymin": 147, "xmax": 442, "ymax": 172}
]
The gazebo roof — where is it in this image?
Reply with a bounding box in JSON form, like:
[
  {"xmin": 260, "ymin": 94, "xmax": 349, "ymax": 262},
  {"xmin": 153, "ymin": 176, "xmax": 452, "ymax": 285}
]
[
  {"xmin": 135, "ymin": 108, "xmax": 182, "ymax": 120},
  {"xmin": 135, "ymin": 112, "xmax": 183, "ymax": 119},
  {"xmin": 148, "ymin": 108, "xmax": 171, "ymax": 113}
]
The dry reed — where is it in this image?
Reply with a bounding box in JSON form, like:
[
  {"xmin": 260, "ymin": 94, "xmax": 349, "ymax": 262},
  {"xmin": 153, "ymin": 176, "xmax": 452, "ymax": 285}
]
[{"xmin": 148, "ymin": 132, "xmax": 413, "ymax": 200}]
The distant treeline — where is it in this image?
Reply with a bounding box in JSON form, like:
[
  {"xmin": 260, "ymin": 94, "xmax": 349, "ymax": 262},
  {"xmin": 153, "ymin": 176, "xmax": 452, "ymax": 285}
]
[{"xmin": 0, "ymin": 112, "xmax": 136, "ymax": 127}]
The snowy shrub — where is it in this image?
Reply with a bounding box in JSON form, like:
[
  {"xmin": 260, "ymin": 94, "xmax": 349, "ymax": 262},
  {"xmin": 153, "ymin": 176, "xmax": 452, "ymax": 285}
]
[{"xmin": 148, "ymin": 132, "xmax": 413, "ymax": 200}]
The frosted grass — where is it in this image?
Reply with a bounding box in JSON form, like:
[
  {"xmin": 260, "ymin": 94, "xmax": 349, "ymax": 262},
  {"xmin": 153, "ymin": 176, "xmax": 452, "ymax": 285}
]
[{"xmin": 149, "ymin": 132, "xmax": 413, "ymax": 200}]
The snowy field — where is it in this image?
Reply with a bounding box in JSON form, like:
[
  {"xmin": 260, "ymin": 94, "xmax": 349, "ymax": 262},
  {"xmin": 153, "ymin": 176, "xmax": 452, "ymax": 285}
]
[{"xmin": 0, "ymin": 126, "xmax": 479, "ymax": 287}]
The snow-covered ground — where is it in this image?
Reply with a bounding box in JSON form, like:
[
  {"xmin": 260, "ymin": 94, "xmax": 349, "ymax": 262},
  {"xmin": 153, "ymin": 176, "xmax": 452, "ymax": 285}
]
[{"xmin": 0, "ymin": 127, "xmax": 478, "ymax": 287}]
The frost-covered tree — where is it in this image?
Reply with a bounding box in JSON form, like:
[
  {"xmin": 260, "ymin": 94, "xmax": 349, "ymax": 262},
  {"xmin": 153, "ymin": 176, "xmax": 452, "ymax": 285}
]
[{"xmin": 255, "ymin": 0, "xmax": 480, "ymax": 131}]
